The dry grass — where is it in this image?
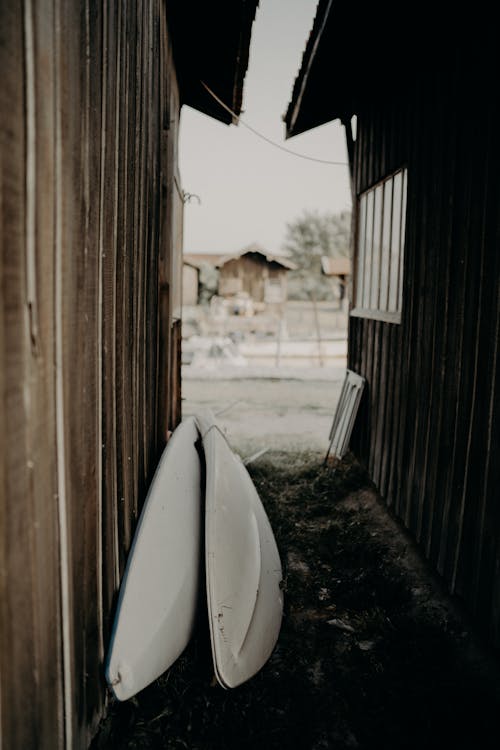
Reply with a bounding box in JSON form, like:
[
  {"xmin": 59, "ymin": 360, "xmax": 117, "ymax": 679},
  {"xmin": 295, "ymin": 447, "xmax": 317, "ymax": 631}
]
[{"xmin": 92, "ymin": 453, "xmax": 500, "ymax": 750}]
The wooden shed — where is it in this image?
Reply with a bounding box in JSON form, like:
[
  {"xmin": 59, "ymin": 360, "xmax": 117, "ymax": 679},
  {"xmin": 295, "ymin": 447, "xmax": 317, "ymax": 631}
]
[
  {"xmin": 321, "ymin": 256, "xmax": 351, "ymax": 301},
  {"xmin": 182, "ymin": 261, "xmax": 200, "ymax": 306},
  {"xmin": 0, "ymin": 1, "xmax": 257, "ymax": 748},
  {"xmin": 286, "ymin": 1, "xmax": 500, "ymax": 647},
  {"xmin": 217, "ymin": 243, "xmax": 296, "ymax": 304}
]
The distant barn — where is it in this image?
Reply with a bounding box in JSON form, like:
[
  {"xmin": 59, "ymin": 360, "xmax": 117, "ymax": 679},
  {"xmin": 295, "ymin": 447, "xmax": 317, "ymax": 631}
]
[{"xmin": 217, "ymin": 243, "xmax": 296, "ymax": 305}]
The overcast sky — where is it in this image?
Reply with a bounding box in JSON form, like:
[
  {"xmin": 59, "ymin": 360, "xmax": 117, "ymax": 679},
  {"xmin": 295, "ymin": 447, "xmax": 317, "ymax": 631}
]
[{"xmin": 179, "ymin": 0, "xmax": 351, "ymax": 256}]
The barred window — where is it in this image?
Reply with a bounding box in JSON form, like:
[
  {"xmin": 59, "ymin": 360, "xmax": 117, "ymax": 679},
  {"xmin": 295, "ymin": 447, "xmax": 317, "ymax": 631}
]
[{"xmin": 351, "ymin": 167, "xmax": 407, "ymax": 323}]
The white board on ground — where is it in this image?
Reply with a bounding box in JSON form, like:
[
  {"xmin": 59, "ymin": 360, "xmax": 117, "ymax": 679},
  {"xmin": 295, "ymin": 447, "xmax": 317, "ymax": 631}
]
[
  {"xmin": 197, "ymin": 413, "xmax": 284, "ymax": 689},
  {"xmin": 105, "ymin": 417, "xmax": 202, "ymax": 701}
]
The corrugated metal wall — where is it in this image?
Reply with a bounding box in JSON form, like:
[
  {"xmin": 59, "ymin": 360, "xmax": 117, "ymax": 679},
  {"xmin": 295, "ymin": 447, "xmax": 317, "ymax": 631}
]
[
  {"xmin": 349, "ymin": 52, "xmax": 500, "ymax": 645},
  {"xmin": 0, "ymin": 1, "xmax": 182, "ymax": 747}
]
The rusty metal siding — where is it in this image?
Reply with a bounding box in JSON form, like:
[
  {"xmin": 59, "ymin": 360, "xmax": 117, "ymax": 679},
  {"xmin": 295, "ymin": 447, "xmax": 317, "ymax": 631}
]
[
  {"xmin": 349, "ymin": 61, "xmax": 500, "ymax": 645},
  {"xmin": 0, "ymin": 1, "xmax": 182, "ymax": 747}
]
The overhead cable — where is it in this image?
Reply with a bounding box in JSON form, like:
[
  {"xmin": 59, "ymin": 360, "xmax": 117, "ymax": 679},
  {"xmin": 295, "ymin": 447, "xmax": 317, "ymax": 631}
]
[{"xmin": 201, "ymin": 81, "xmax": 348, "ymax": 167}]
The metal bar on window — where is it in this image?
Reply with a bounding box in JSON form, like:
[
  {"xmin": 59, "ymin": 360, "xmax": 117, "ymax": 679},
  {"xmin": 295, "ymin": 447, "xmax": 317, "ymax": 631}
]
[
  {"xmin": 356, "ymin": 193, "xmax": 367, "ymax": 309},
  {"xmin": 397, "ymin": 168, "xmax": 408, "ymax": 314},
  {"xmin": 380, "ymin": 177, "xmax": 393, "ymax": 312},
  {"xmin": 363, "ymin": 189, "xmax": 374, "ymax": 310}
]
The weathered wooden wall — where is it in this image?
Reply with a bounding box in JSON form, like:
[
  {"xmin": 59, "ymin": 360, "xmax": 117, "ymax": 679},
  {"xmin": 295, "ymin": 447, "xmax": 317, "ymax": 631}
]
[
  {"xmin": 0, "ymin": 1, "xmax": 182, "ymax": 747},
  {"xmin": 349, "ymin": 47, "xmax": 500, "ymax": 646}
]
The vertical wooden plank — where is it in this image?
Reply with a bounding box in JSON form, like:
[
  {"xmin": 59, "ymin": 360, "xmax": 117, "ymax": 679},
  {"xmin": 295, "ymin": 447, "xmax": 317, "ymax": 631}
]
[
  {"xmin": 137, "ymin": 0, "xmax": 148, "ymax": 492},
  {"xmin": 54, "ymin": 0, "xmax": 92, "ymax": 741},
  {"xmin": 151, "ymin": 0, "xmax": 162, "ymax": 462},
  {"xmin": 131, "ymin": 0, "xmax": 144, "ymax": 514},
  {"xmin": 75, "ymin": 0, "xmax": 105, "ymax": 734},
  {"xmin": 121, "ymin": 0, "xmax": 138, "ymax": 558},
  {"xmin": 485, "ymin": 289, "xmax": 500, "ymax": 644},
  {"xmin": 385, "ymin": 325, "xmax": 403, "ymax": 509},
  {"xmin": 30, "ymin": 1, "xmax": 65, "ymax": 745},
  {"xmin": 396, "ymin": 84, "xmax": 421, "ymax": 529},
  {"xmin": 373, "ymin": 319, "xmax": 390, "ymax": 497},
  {"xmin": 424, "ymin": 93, "xmax": 457, "ymax": 569},
  {"xmin": 392, "ymin": 89, "xmax": 418, "ymax": 523},
  {"xmin": 368, "ymin": 321, "xmax": 381, "ymax": 483},
  {"xmin": 158, "ymin": 23, "xmax": 176, "ymax": 443},
  {"xmin": 115, "ymin": 0, "xmax": 129, "ymax": 574},
  {"xmin": 447, "ymin": 104, "xmax": 489, "ymax": 596},
  {"xmin": 0, "ymin": 6, "xmax": 41, "ymax": 746},
  {"xmin": 434, "ymin": 104, "xmax": 470, "ymax": 583},
  {"xmin": 84, "ymin": 0, "xmax": 105, "ymax": 705},
  {"xmin": 385, "ymin": 101, "xmax": 408, "ymax": 511},
  {"xmin": 417, "ymin": 82, "xmax": 448, "ymax": 555},
  {"xmin": 459, "ymin": 109, "xmax": 500, "ymax": 632},
  {"xmin": 361, "ymin": 319, "xmax": 373, "ymax": 464},
  {"xmin": 101, "ymin": 1, "xmax": 120, "ymax": 627},
  {"xmin": 403, "ymin": 90, "xmax": 432, "ymax": 539},
  {"xmin": 145, "ymin": 0, "xmax": 160, "ymax": 483}
]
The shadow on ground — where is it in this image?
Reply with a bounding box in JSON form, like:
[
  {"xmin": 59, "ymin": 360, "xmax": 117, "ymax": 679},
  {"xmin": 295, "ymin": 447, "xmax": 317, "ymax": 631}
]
[{"xmin": 92, "ymin": 452, "xmax": 500, "ymax": 750}]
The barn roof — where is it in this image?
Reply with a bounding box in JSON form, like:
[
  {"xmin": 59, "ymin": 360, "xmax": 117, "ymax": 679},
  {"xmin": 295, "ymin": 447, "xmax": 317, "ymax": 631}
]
[
  {"xmin": 183, "ymin": 253, "xmax": 226, "ymax": 268},
  {"xmin": 183, "ymin": 259, "xmax": 201, "ymax": 272},
  {"xmin": 321, "ymin": 256, "xmax": 351, "ymax": 276},
  {"xmin": 284, "ymin": 0, "xmax": 449, "ymax": 138},
  {"xmin": 217, "ymin": 243, "xmax": 297, "ymax": 270},
  {"xmin": 169, "ymin": 1, "xmax": 259, "ymax": 125}
]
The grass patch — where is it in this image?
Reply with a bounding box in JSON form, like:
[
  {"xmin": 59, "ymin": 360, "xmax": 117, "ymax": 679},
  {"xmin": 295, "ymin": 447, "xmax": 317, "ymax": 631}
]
[{"xmin": 92, "ymin": 452, "xmax": 500, "ymax": 750}]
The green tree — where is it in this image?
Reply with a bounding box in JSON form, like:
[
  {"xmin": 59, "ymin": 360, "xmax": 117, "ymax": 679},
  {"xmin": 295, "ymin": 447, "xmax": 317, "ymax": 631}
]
[{"xmin": 283, "ymin": 210, "xmax": 351, "ymax": 300}]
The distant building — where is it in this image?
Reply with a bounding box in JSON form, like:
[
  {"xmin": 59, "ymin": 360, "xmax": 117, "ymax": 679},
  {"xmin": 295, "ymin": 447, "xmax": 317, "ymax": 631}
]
[
  {"xmin": 182, "ymin": 260, "xmax": 200, "ymax": 306},
  {"xmin": 216, "ymin": 243, "xmax": 296, "ymax": 305},
  {"xmin": 321, "ymin": 256, "xmax": 351, "ymax": 300}
]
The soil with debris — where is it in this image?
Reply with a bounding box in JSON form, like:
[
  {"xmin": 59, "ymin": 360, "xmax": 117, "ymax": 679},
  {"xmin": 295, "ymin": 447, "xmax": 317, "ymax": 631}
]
[{"xmin": 92, "ymin": 453, "xmax": 500, "ymax": 750}]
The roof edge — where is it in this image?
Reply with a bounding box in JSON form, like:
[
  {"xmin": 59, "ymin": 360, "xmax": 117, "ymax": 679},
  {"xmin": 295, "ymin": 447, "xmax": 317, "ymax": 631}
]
[
  {"xmin": 169, "ymin": 1, "xmax": 259, "ymax": 126},
  {"xmin": 284, "ymin": 0, "xmax": 335, "ymax": 138},
  {"xmin": 285, "ymin": 0, "xmax": 334, "ymax": 138}
]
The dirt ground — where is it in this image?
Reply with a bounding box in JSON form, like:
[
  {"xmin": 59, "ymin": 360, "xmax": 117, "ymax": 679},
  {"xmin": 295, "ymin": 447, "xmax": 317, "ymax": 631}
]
[
  {"xmin": 181, "ymin": 376, "xmax": 343, "ymax": 456},
  {"xmin": 92, "ymin": 376, "xmax": 500, "ymax": 749}
]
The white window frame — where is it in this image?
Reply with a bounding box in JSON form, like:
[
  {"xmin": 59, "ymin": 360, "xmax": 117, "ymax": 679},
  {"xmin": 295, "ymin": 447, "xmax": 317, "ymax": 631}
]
[{"xmin": 351, "ymin": 167, "xmax": 407, "ymax": 324}]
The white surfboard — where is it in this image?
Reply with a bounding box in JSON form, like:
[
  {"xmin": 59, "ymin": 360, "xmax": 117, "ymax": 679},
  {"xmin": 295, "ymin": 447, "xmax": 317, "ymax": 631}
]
[
  {"xmin": 105, "ymin": 417, "xmax": 202, "ymax": 701},
  {"xmin": 197, "ymin": 413, "xmax": 284, "ymax": 689}
]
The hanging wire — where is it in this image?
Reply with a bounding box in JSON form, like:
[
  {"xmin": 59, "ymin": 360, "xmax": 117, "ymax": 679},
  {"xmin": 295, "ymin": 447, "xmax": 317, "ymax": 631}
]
[
  {"xmin": 182, "ymin": 191, "xmax": 201, "ymax": 204},
  {"xmin": 201, "ymin": 81, "xmax": 348, "ymax": 167}
]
